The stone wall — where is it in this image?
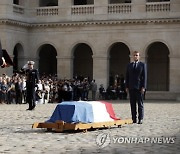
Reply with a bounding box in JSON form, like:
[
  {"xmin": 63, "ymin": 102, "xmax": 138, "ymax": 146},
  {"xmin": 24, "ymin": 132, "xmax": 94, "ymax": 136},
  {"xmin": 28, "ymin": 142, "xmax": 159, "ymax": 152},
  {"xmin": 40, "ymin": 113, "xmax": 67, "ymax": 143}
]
[{"xmin": 0, "ymin": 0, "xmax": 180, "ymax": 99}]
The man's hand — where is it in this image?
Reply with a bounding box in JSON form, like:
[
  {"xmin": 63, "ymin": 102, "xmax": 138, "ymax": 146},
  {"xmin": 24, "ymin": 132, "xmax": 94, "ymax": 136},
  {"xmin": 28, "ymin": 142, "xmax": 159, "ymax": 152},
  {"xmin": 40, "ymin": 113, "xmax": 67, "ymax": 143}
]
[
  {"xmin": 125, "ymin": 88, "xmax": 129, "ymax": 93},
  {"xmin": 1, "ymin": 57, "xmax": 7, "ymax": 68},
  {"xmin": 141, "ymin": 87, "xmax": 146, "ymax": 94}
]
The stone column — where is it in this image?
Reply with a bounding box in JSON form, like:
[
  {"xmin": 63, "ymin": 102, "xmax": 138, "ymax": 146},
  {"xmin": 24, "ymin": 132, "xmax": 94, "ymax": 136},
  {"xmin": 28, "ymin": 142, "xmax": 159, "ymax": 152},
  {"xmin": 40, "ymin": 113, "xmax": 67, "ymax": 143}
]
[
  {"xmin": 132, "ymin": 0, "xmax": 146, "ymax": 18},
  {"xmin": 169, "ymin": 56, "xmax": 180, "ymax": 92},
  {"xmin": 0, "ymin": 0, "xmax": 11, "ymax": 5},
  {"xmin": 93, "ymin": 55, "xmax": 109, "ymax": 89},
  {"xmin": 170, "ymin": 0, "xmax": 180, "ymax": 15},
  {"xmin": 26, "ymin": 0, "xmax": 39, "ymax": 18},
  {"xmin": 0, "ymin": 0, "xmax": 13, "ymax": 16},
  {"xmin": 94, "ymin": 0, "xmax": 108, "ymax": 18},
  {"xmin": 57, "ymin": 56, "xmax": 72, "ymax": 79},
  {"xmin": 59, "ymin": 0, "xmax": 72, "ymax": 18},
  {"xmin": 27, "ymin": 0, "xmax": 39, "ymax": 7},
  {"xmin": 19, "ymin": 0, "xmax": 24, "ymax": 6}
]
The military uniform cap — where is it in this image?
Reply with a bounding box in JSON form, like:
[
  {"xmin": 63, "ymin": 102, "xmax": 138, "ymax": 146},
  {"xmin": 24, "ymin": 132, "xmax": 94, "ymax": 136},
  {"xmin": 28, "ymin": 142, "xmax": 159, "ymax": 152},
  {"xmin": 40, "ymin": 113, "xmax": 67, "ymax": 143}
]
[{"xmin": 27, "ymin": 61, "xmax": 35, "ymax": 65}]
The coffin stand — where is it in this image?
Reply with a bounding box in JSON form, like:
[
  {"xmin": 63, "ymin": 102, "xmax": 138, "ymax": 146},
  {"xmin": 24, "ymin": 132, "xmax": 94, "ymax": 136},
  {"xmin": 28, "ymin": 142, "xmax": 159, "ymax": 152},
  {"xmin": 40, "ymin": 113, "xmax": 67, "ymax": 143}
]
[
  {"xmin": 32, "ymin": 101, "xmax": 133, "ymax": 132},
  {"xmin": 32, "ymin": 119, "xmax": 133, "ymax": 133}
]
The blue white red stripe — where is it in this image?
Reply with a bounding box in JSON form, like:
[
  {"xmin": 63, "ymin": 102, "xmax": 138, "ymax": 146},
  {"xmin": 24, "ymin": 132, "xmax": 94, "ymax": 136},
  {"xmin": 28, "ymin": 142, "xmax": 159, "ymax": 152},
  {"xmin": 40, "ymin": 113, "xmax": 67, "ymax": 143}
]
[{"xmin": 47, "ymin": 101, "xmax": 120, "ymax": 123}]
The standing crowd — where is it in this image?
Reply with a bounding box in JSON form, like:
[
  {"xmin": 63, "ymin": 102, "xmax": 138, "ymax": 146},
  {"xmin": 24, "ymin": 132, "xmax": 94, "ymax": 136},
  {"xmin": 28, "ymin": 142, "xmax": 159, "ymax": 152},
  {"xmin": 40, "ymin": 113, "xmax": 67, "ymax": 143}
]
[
  {"xmin": 0, "ymin": 73, "xmax": 99, "ymax": 105},
  {"xmin": 0, "ymin": 72, "xmax": 128, "ymax": 105}
]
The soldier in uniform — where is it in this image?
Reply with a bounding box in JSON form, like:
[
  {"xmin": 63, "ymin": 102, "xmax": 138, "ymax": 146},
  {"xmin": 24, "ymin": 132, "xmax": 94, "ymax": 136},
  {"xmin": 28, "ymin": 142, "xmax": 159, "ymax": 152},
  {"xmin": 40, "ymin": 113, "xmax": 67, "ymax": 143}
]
[{"xmin": 25, "ymin": 61, "xmax": 39, "ymax": 110}]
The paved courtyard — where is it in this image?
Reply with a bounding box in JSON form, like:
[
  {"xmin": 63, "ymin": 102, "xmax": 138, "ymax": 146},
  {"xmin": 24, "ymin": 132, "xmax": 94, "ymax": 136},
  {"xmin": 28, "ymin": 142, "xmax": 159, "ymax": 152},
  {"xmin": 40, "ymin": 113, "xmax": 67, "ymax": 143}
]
[{"xmin": 0, "ymin": 100, "xmax": 179, "ymax": 154}]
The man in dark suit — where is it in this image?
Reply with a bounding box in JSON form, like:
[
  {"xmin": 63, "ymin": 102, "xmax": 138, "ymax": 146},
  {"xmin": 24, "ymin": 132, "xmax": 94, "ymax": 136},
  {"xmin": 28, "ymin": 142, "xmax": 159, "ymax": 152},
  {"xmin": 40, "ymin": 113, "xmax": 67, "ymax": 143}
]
[{"xmin": 125, "ymin": 51, "xmax": 147, "ymax": 124}]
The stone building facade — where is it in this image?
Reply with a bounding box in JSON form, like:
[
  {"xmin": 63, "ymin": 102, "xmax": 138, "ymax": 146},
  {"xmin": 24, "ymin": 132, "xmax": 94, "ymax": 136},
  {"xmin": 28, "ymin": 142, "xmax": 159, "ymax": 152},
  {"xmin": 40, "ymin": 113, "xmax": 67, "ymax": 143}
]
[{"xmin": 0, "ymin": 0, "xmax": 180, "ymax": 99}]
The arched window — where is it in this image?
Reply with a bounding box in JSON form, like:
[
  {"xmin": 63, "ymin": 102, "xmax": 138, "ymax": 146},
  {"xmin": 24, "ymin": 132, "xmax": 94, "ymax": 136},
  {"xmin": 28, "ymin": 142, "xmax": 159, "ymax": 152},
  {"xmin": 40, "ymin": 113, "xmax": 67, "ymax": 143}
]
[
  {"xmin": 147, "ymin": 42, "xmax": 169, "ymax": 91},
  {"xmin": 13, "ymin": 43, "xmax": 24, "ymax": 72},
  {"xmin": 74, "ymin": 0, "xmax": 94, "ymax": 5},
  {"xmin": 13, "ymin": 0, "xmax": 19, "ymax": 5},
  {"xmin": 38, "ymin": 44, "xmax": 57, "ymax": 76},
  {"xmin": 146, "ymin": 0, "xmax": 170, "ymax": 2},
  {"xmin": 109, "ymin": 0, "xmax": 131, "ymax": 4},
  {"xmin": 39, "ymin": 0, "xmax": 58, "ymax": 7},
  {"xmin": 109, "ymin": 42, "xmax": 130, "ymax": 86},
  {"xmin": 73, "ymin": 43, "xmax": 93, "ymax": 80}
]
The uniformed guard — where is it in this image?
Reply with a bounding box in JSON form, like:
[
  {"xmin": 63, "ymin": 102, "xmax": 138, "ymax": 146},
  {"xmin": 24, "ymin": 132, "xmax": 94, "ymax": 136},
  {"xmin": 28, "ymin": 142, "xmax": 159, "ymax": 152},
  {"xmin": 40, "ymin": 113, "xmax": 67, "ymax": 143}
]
[{"xmin": 25, "ymin": 61, "xmax": 39, "ymax": 110}]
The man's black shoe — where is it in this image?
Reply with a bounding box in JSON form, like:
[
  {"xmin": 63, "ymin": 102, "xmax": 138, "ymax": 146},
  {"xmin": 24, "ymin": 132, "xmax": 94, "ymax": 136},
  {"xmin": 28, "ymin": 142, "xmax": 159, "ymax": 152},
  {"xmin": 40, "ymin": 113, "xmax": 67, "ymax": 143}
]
[
  {"xmin": 133, "ymin": 120, "xmax": 137, "ymax": 123},
  {"xmin": 26, "ymin": 108, "xmax": 35, "ymax": 111},
  {"xmin": 31, "ymin": 106, "xmax": 36, "ymax": 110},
  {"xmin": 138, "ymin": 120, "xmax": 143, "ymax": 124}
]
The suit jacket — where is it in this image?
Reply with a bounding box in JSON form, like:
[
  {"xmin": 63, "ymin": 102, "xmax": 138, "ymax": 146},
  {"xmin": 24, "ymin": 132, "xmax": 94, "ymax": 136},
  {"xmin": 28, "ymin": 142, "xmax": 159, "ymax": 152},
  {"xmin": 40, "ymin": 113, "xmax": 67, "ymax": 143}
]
[
  {"xmin": 0, "ymin": 41, "xmax": 3, "ymax": 66},
  {"xmin": 126, "ymin": 61, "xmax": 147, "ymax": 90},
  {"xmin": 26, "ymin": 69, "xmax": 39, "ymax": 87}
]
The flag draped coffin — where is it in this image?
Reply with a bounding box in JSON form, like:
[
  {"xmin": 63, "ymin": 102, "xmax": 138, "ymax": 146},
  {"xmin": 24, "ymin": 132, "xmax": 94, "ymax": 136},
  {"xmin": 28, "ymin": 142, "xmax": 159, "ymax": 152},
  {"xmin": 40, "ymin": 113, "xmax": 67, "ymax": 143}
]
[{"xmin": 46, "ymin": 101, "xmax": 120, "ymax": 123}]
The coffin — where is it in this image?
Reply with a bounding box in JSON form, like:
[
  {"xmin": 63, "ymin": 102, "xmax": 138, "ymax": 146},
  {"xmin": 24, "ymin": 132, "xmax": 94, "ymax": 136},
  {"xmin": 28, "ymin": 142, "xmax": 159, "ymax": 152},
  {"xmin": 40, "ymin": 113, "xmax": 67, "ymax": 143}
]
[{"xmin": 46, "ymin": 101, "xmax": 120, "ymax": 123}]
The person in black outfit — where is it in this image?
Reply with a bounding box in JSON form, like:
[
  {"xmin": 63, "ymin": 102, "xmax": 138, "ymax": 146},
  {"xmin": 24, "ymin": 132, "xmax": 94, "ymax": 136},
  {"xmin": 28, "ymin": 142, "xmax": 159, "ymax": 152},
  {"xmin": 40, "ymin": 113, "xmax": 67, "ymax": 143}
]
[
  {"xmin": 24, "ymin": 61, "xmax": 39, "ymax": 110},
  {"xmin": 125, "ymin": 51, "xmax": 147, "ymax": 124},
  {"xmin": 0, "ymin": 41, "xmax": 8, "ymax": 67},
  {"xmin": 120, "ymin": 74, "xmax": 127, "ymax": 99},
  {"xmin": 0, "ymin": 41, "xmax": 4, "ymax": 66},
  {"xmin": 15, "ymin": 77, "xmax": 23, "ymax": 104}
]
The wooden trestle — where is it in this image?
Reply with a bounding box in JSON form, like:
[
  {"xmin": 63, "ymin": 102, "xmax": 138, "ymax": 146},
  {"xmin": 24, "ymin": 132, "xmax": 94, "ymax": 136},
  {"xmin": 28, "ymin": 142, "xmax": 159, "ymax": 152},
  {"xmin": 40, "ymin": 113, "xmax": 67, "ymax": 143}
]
[{"xmin": 32, "ymin": 119, "xmax": 133, "ymax": 133}]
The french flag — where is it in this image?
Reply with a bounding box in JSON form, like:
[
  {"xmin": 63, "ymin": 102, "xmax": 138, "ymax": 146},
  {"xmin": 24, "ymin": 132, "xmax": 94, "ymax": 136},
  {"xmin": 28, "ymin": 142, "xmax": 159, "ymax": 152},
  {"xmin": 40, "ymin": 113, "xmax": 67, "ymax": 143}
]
[{"xmin": 47, "ymin": 101, "xmax": 120, "ymax": 123}]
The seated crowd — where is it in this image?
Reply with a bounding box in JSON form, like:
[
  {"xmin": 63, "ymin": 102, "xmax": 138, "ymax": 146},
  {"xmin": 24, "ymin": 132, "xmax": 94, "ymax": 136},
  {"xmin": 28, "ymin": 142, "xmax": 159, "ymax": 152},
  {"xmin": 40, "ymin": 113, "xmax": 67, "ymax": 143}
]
[{"xmin": 0, "ymin": 73, "xmax": 127, "ymax": 104}]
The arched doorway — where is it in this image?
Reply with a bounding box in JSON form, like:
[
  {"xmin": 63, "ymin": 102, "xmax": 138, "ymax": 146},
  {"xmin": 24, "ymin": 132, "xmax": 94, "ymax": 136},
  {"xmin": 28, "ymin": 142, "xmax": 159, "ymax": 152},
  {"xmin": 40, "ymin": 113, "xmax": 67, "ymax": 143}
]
[
  {"xmin": 147, "ymin": 42, "xmax": 169, "ymax": 91},
  {"xmin": 13, "ymin": 43, "xmax": 24, "ymax": 72},
  {"xmin": 109, "ymin": 42, "xmax": 130, "ymax": 86},
  {"xmin": 38, "ymin": 44, "xmax": 57, "ymax": 76},
  {"xmin": 73, "ymin": 43, "xmax": 93, "ymax": 80}
]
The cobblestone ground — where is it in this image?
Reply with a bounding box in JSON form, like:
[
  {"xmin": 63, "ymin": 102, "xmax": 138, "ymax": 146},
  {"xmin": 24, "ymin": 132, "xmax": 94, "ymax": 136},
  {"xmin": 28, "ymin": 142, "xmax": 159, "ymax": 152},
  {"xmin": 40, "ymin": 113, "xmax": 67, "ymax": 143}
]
[{"xmin": 0, "ymin": 100, "xmax": 179, "ymax": 154}]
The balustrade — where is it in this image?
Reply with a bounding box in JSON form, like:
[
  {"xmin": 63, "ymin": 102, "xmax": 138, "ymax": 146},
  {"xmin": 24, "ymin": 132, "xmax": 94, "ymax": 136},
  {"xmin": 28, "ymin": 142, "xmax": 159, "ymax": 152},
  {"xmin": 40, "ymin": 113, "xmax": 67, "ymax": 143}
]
[
  {"xmin": 11, "ymin": 1, "xmax": 173, "ymax": 18},
  {"xmin": 37, "ymin": 7, "xmax": 59, "ymax": 16},
  {"xmin": 13, "ymin": 4, "xmax": 24, "ymax": 14},
  {"xmin": 108, "ymin": 4, "xmax": 131, "ymax": 14},
  {"xmin": 146, "ymin": 2, "xmax": 170, "ymax": 12},
  {"xmin": 71, "ymin": 5, "xmax": 94, "ymax": 15}
]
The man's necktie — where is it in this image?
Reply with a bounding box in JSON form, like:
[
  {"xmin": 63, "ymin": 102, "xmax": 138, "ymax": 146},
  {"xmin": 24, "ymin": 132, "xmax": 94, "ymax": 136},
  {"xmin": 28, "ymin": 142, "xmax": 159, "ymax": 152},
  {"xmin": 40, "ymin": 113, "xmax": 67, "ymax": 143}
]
[{"xmin": 133, "ymin": 62, "xmax": 137, "ymax": 71}]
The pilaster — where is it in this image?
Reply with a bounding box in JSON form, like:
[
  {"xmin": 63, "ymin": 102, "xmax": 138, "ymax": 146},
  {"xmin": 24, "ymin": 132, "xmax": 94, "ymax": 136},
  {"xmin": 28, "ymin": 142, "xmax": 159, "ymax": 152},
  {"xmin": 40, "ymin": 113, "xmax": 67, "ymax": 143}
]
[
  {"xmin": 132, "ymin": 0, "xmax": 146, "ymax": 18},
  {"xmin": 0, "ymin": 0, "xmax": 13, "ymax": 17},
  {"xmin": 93, "ymin": 54, "xmax": 109, "ymax": 89},
  {"xmin": 94, "ymin": 0, "xmax": 108, "ymax": 15},
  {"xmin": 57, "ymin": 56, "xmax": 72, "ymax": 79},
  {"xmin": 59, "ymin": 0, "xmax": 72, "ymax": 18},
  {"xmin": 171, "ymin": 0, "xmax": 180, "ymax": 12},
  {"xmin": 169, "ymin": 55, "xmax": 180, "ymax": 92},
  {"xmin": 27, "ymin": 0, "xmax": 39, "ymax": 7}
]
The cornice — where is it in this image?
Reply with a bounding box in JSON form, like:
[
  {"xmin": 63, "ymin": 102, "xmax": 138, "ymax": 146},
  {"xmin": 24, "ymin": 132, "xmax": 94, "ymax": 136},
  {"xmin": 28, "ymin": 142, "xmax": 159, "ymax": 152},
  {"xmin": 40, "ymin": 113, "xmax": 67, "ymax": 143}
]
[
  {"xmin": 0, "ymin": 19, "xmax": 30, "ymax": 27},
  {"xmin": 0, "ymin": 18, "xmax": 180, "ymax": 28}
]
